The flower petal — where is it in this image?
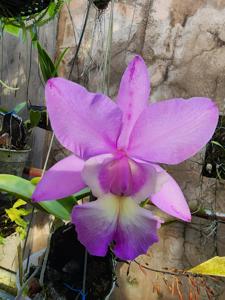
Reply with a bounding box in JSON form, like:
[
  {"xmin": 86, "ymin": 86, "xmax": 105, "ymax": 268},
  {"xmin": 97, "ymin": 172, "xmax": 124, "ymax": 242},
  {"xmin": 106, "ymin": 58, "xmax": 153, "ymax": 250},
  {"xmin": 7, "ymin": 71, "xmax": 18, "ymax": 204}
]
[
  {"xmin": 72, "ymin": 194, "xmax": 161, "ymax": 260},
  {"xmin": 32, "ymin": 155, "xmax": 86, "ymax": 202},
  {"xmin": 128, "ymin": 98, "xmax": 219, "ymax": 164},
  {"xmin": 46, "ymin": 78, "xmax": 122, "ymax": 159},
  {"xmin": 117, "ymin": 55, "xmax": 150, "ymax": 148},
  {"xmin": 82, "ymin": 154, "xmax": 164, "ymax": 199},
  {"xmin": 82, "ymin": 154, "xmax": 113, "ymax": 197},
  {"xmin": 72, "ymin": 195, "xmax": 119, "ymax": 256},
  {"xmin": 150, "ymin": 165, "xmax": 191, "ymax": 222},
  {"xmin": 132, "ymin": 161, "xmax": 168, "ymax": 203},
  {"xmin": 114, "ymin": 197, "xmax": 161, "ymax": 260}
]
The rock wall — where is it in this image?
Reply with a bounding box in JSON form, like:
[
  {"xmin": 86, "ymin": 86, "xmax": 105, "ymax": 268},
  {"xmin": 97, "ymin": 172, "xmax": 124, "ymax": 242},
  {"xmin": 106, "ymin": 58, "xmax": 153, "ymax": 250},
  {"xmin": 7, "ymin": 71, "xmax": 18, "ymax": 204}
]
[{"xmin": 55, "ymin": 1, "xmax": 225, "ymax": 299}]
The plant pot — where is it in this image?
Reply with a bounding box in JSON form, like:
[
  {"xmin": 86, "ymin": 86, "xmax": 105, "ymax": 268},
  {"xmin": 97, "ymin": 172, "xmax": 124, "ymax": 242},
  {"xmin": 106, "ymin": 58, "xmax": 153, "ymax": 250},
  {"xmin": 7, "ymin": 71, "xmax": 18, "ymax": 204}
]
[
  {"xmin": 0, "ymin": 0, "xmax": 51, "ymax": 18},
  {"xmin": 93, "ymin": 0, "xmax": 111, "ymax": 10},
  {"xmin": 16, "ymin": 224, "xmax": 115, "ymax": 300},
  {"xmin": 0, "ymin": 148, "xmax": 31, "ymax": 176}
]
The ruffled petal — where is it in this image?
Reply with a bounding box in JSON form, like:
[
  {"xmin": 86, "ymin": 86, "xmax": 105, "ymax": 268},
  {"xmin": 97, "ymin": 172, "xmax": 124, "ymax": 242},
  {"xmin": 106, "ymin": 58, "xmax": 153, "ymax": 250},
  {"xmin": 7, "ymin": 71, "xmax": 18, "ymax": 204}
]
[
  {"xmin": 150, "ymin": 165, "xmax": 191, "ymax": 222},
  {"xmin": 128, "ymin": 97, "xmax": 219, "ymax": 164},
  {"xmin": 82, "ymin": 154, "xmax": 163, "ymax": 199},
  {"xmin": 117, "ymin": 55, "xmax": 150, "ymax": 148},
  {"xmin": 46, "ymin": 78, "xmax": 122, "ymax": 159},
  {"xmin": 32, "ymin": 155, "xmax": 86, "ymax": 202},
  {"xmin": 113, "ymin": 197, "xmax": 161, "ymax": 260},
  {"xmin": 72, "ymin": 195, "xmax": 119, "ymax": 256},
  {"xmin": 72, "ymin": 194, "xmax": 161, "ymax": 260}
]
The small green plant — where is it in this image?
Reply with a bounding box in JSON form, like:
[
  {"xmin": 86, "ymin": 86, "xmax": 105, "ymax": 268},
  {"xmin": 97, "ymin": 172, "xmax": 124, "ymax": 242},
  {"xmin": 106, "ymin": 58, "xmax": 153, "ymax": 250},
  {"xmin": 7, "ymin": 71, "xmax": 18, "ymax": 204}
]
[
  {"xmin": 0, "ymin": 1, "xmax": 67, "ymax": 39},
  {"xmin": 5, "ymin": 199, "xmax": 31, "ymax": 239},
  {"xmin": 0, "ymin": 234, "xmax": 5, "ymax": 244}
]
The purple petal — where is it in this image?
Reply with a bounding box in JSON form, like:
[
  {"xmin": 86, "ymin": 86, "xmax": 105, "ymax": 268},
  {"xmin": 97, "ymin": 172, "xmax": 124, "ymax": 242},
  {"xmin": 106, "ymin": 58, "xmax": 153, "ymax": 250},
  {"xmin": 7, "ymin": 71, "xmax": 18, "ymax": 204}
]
[
  {"xmin": 151, "ymin": 165, "xmax": 191, "ymax": 222},
  {"xmin": 99, "ymin": 155, "xmax": 147, "ymax": 196},
  {"xmin": 32, "ymin": 155, "xmax": 86, "ymax": 202},
  {"xmin": 114, "ymin": 197, "xmax": 160, "ymax": 260},
  {"xmin": 128, "ymin": 98, "xmax": 219, "ymax": 164},
  {"xmin": 82, "ymin": 154, "xmax": 113, "ymax": 197},
  {"xmin": 131, "ymin": 160, "xmax": 168, "ymax": 203},
  {"xmin": 46, "ymin": 78, "xmax": 122, "ymax": 159},
  {"xmin": 82, "ymin": 154, "xmax": 162, "ymax": 199},
  {"xmin": 72, "ymin": 195, "xmax": 161, "ymax": 260},
  {"xmin": 72, "ymin": 195, "xmax": 119, "ymax": 256},
  {"xmin": 117, "ymin": 55, "xmax": 150, "ymax": 148}
]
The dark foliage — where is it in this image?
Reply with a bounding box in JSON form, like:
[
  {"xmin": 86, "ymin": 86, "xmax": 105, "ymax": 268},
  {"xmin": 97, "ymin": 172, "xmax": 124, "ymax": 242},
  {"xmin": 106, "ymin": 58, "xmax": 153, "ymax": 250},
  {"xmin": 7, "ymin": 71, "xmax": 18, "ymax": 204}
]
[
  {"xmin": 0, "ymin": 0, "xmax": 50, "ymax": 18},
  {"xmin": 93, "ymin": 0, "xmax": 111, "ymax": 10},
  {"xmin": 0, "ymin": 112, "xmax": 27, "ymax": 149}
]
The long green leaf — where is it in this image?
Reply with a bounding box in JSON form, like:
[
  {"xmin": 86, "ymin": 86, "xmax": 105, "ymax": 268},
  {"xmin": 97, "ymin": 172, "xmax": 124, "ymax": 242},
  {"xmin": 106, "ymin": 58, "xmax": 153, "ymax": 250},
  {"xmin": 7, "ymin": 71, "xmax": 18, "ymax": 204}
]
[
  {"xmin": 37, "ymin": 42, "xmax": 57, "ymax": 82},
  {"xmin": 0, "ymin": 174, "xmax": 35, "ymax": 199},
  {"xmin": 0, "ymin": 174, "xmax": 76, "ymax": 220},
  {"xmin": 13, "ymin": 102, "xmax": 26, "ymax": 114}
]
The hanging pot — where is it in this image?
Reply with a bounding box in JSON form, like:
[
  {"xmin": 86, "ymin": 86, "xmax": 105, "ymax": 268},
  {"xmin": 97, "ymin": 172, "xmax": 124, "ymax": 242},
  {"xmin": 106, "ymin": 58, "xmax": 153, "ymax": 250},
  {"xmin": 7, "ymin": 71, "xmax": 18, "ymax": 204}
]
[
  {"xmin": 0, "ymin": 0, "xmax": 51, "ymax": 18},
  {"xmin": 0, "ymin": 148, "xmax": 31, "ymax": 176},
  {"xmin": 93, "ymin": 0, "xmax": 111, "ymax": 10}
]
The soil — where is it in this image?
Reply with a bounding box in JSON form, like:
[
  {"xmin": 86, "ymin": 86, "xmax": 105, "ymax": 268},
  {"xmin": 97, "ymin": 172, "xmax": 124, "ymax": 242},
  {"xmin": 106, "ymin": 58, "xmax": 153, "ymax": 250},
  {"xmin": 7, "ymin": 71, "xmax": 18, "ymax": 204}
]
[
  {"xmin": 202, "ymin": 115, "xmax": 225, "ymax": 179},
  {"xmin": 29, "ymin": 223, "xmax": 114, "ymax": 300},
  {"xmin": 0, "ymin": 193, "xmax": 17, "ymax": 238}
]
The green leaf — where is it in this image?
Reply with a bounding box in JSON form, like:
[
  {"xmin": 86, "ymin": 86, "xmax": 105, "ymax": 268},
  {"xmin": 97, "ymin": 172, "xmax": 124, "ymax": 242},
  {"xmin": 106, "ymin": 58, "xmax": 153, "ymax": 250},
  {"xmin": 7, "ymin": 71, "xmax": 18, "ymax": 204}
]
[
  {"xmin": 37, "ymin": 42, "xmax": 58, "ymax": 82},
  {"xmin": 54, "ymin": 47, "xmax": 69, "ymax": 71},
  {"xmin": 47, "ymin": 2, "xmax": 57, "ymax": 17},
  {"xmin": 188, "ymin": 256, "xmax": 225, "ymax": 277},
  {"xmin": 30, "ymin": 110, "xmax": 42, "ymax": 127},
  {"xmin": 4, "ymin": 24, "xmax": 20, "ymax": 37},
  {"xmin": 73, "ymin": 187, "xmax": 90, "ymax": 200},
  {"xmin": 13, "ymin": 199, "xmax": 27, "ymax": 209},
  {"xmin": 13, "ymin": 102, "xmax": 26, "ymax": 114},
  {"xmin": 211, "ymin": 141, "xmax": 225, "ymax": 150},
  {"xmin": 0, "ymin": 174, "xmax": 77, "ymax": 221},
  {"xmin": 5, "ymin": 207, "xmax": 28, "ymax": 228},
  {"xmin": 0, "ymin": 175, "xmax": 35, "ymax": 200},
  {"xmin": 0, "ymin": 235, "xmax": 5, "ymax": 245},
  {"xmin": 39, "ymin": 196, "xmax": 77, "ymax": 221}
]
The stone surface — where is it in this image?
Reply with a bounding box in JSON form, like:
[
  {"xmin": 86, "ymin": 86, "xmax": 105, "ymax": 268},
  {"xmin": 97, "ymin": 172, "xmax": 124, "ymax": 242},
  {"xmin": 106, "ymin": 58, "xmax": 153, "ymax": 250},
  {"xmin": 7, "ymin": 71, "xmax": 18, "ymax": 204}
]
[{"xmin": 53, "ymin": 0, "xmax": 225, "ymax": 299}]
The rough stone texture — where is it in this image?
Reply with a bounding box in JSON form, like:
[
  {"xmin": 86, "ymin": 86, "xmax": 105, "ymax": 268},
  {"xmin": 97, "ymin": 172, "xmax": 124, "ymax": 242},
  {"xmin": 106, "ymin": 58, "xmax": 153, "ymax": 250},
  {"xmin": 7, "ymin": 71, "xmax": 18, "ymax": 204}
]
[{"xmin": 54, "ymin": 1, "xmax": 225, "ymax": 299}]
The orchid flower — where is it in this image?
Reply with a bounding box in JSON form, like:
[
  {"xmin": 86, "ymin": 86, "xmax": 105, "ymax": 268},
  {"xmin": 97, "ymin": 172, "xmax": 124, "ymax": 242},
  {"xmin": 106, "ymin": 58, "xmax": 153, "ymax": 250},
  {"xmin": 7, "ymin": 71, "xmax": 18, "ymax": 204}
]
[{"xmin": 33, "ymin": 55, "xmax": 219, "ymax": 260}]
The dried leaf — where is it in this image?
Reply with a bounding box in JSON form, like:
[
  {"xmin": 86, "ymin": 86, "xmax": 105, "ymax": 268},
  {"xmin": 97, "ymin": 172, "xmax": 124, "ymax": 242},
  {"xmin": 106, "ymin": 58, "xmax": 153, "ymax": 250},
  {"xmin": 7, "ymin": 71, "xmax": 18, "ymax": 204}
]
[
  {"xmin": 176, "ymin": 278, "xmax": 183, "ymax": 300},
  {"xmin": 188, "ymin": 256, "xmax": 225, "ymax": 277},
  {"xmin": 189, "ymin": 290, "xmax": 194, "ymax": 300}
]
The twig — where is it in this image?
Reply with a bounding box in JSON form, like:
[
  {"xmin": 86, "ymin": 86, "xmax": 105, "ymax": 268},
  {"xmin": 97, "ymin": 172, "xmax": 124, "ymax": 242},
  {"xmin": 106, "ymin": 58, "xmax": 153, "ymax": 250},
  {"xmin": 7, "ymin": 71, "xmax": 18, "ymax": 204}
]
[
  {"xmin": 132, "ymin": 260, "xmax": 214, "ymax": 279},
  {"xmin": 39, "ymin": 232, "xmax": 52, "ymax": 286},
  {"xmin": 42, "ymin": 133, "xmax": 55, "ymax": 176},
  {"xmin": 15, "ymin": 266, "xmax": 40, "ymax": 300}
]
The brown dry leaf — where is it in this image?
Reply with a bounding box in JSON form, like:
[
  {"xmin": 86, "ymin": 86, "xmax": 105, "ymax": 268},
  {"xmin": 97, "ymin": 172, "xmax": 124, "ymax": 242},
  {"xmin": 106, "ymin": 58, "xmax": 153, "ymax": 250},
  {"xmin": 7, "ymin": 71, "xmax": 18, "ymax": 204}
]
[
  {"xmin": 189, "ymin": 290, "xmax": 194, "ymax": 300},
  {"xmin": 139, "ymin": 264, "xmax": 148, "ymax": 276},
  {"xmin": 171, "ymin": 279, "xmax": 176, "ymax": 295},
  {"xmin": 189, "ymin": 276, "xmax": 197, "ymax": 288},
  {"xmin": 206, "ymin": 288, "xmax": 212, "ymax": 300},
  {"xmin": 176, "ymin": 278, "xmax": 183, "ymax": 300}
]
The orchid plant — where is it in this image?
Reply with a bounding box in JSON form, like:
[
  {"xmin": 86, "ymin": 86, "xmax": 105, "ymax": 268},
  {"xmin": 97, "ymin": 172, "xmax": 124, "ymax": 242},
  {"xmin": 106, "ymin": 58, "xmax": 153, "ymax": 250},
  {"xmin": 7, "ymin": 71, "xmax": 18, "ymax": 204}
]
[{"xmin": 32, "ymin": 55, "xmax": 219, "ymax": 260}]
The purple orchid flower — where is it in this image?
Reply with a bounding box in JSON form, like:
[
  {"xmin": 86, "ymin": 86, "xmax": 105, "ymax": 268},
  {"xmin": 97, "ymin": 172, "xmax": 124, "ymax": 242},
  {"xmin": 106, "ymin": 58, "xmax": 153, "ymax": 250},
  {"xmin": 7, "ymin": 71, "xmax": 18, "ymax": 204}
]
[{"xmin": 33, "ymin": 55, "xmax": 219, "ymax": 260}]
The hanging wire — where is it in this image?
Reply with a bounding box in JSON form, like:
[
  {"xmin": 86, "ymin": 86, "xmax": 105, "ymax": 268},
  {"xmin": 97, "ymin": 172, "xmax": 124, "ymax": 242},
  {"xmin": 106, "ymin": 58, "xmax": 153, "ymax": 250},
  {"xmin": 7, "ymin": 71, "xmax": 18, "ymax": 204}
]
[
  {"xmin": 68, "ymin": 0, "xmax": 93, "ymax": 79},
  {"xmin": 102, "ymin": 0, "xmax": 114, "ymax": 95}
]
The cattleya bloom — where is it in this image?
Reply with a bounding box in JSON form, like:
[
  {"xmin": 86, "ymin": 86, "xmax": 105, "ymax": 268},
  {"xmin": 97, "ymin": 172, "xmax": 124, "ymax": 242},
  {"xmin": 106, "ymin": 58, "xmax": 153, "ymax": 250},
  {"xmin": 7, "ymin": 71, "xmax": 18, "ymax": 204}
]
[{"xmin": 33, "ymin": 55, "xmax": 219, "ymax": 260}]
